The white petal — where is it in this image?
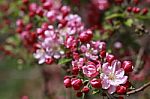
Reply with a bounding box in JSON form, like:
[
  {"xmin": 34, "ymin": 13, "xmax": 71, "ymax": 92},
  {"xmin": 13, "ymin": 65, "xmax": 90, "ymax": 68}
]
[{"xmin": 38, "ymin": 58, "xmax": 45, "ymax": 64}]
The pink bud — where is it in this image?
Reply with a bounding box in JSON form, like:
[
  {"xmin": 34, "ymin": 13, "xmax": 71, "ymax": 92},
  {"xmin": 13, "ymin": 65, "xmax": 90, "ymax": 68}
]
[
  {"xmin": 132, "ymin": 7, "xmax": 140, "ymax": 14},
  {"xmin": 141, "ymin": 8, "xmax": 148, "ymax": 15},
  {"xmin": 36, "ymin": 7, "xmax": 44, "ymax": 17},
  {"xmin": 116, "ymin": 86, "xmax": 127, "ymax": 95},
  {"xmin": 82, "ymin": 86, "xmax": 90, "ymax": 93},
  {"xmin": 71, "ymin": 79, "xmax": 83, "ymax": 90},
  {"xmin": 100, "ymin": 50, "xmax": 106, "ymax": 57},
  {"xmin": 64, "ymin": 78, "xmax": 72, "ymax": 88},
  {"xmin": 16, "ymin": 19, "xmax": 24, "ymax": 27},
  {"xmin": 122, "ymin": 61, "xmax": 133, "ymax": 73},
  {"xmin": 45, "ymin": 58, "xmax": 53, "ymax": 65},
  {"xmin": 76, "ymin": 92, "xmax": 82, "ymax": 97},
  {"xmin": 72, "ymin": 67, "xmax": 79, "ymax": 75},
  {"xmin": 106, "ymin": 54, "xmax": 115, "ymax": 63},
  {"xmin": 79, "ymin": 30, "xmax": 93, "ymax": 43},
  {"xmin": 43, "ymin": 2, "xmax": 52, "ymax": 10},
  {"xmin": 127, "ymin": 6, "xmax": 132, "ymax": 12},
  {"xmin": 90, "ymin": 78, "xmax": 101, "ymax": 88}
]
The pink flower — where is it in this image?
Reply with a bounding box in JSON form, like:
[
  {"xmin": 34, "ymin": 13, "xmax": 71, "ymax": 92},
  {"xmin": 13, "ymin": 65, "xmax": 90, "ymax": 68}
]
[
  {"xmin": 65, "ymin": 36, "xmax": 78, "ymax": 50},
  {"xmin": 33, "ymin": 25, "xmax": 64, "ymax": 64},
  {"xmin": 100, "ymin": 60, "xmax": 128, "ymax": 94},
  {"xmin": 61, "ymin": 14, "xmax": 84, "ymax": 35},
  {"xmin": 82, "ymin": 61, "xmax": 101, "ymax": 77},
  {"xmin": 80, "ymin": 41, "xmax": 106, "ymax": 60},
  {"xmin": 80, "ymin": 43, "xmax": 98, "ymax": 60},
  {"xmin": 72, "ymin": 58, "xmax": 85, "ymax": 69}
]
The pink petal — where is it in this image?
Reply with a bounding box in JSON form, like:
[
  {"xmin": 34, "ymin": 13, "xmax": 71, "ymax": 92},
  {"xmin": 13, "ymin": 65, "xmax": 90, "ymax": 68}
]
[
  {"xmin": 115, "ymin": 68, "xmax": 125, "ymax": 78},
  {"xmin": 111, "ymin": 60, "xmax": 121, "ymax": 71},
  {"xmin": 108, "ymin": 85, "xmax": 116, "ymax": 94},
  {"xmin": 101, "ymin": 77, "xmax": 110, "ymax": 89},
  {"xmin": 102, "ymin": 63, "xmax": 111, "ymax": 74},
  {"xmin": 109, "ymin": 76, "xmax": 128, "ymax": 86},
  {"xmin": 80, "ymin": 45, "xmax": 87, "ymax": 52}
]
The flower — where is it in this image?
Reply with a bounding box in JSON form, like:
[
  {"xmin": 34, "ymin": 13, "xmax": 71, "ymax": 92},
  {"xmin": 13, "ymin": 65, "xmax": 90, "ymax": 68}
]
[
  {"xmin": 80, "ymin": 41, "xmax": 106, "ymax": 60},
  {"xmin": 65, "ymin": 36, "xmax": 77, "ymax": 50},
  {"xmin": 33, "ymin": 25, "xmax": 64, "ymax": 64},
  {"xmin": 100, "ymin": 60, "xmax": 128, "ymax": 94},
  {"xmin": 82, "ymin": 61, "xmax": 100, "ymax": 77},
  {"xmin": 72, "ymin": 58, "xmax": 85, "ymax": 69}
]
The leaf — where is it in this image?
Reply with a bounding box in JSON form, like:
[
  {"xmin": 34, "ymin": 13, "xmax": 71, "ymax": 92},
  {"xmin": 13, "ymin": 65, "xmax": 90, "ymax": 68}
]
[
  {"xmin": 58, "ymin": 58, "xmax": 72, "ymax": 65},
  {"xmin": 105, "ymin": 13, "xmax": 125, "ymax": 20},
  {"xmin": 125, "ymin": 19, "xmax": 133, "ymax": 27}
]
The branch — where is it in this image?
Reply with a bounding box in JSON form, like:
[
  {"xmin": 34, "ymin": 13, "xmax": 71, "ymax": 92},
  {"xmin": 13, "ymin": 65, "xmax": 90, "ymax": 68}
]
[{"xmin": 127, "ymin": 81, "xmax": 150, "ymax": 95}]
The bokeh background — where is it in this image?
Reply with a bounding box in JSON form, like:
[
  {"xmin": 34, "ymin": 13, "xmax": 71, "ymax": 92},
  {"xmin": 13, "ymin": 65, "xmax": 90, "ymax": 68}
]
[{"xmin": 0, "ymin": 0, "xmax": 150, "ymax": 99}]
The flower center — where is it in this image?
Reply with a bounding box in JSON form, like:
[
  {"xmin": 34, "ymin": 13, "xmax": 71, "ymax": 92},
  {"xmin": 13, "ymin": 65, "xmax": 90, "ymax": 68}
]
[{"xmin": 109, "ymin": 73, "xmax": 115, "ymax": 80}]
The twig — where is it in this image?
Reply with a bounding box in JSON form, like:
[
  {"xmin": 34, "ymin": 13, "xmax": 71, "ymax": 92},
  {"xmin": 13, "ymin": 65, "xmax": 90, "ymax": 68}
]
[
  {"xmin": 105, "ymin": 91, "xmax": 116, "ymax": 99},
  {"xmin": 127, "ymin": 81, "xmax": 150, "ymax": 95}
]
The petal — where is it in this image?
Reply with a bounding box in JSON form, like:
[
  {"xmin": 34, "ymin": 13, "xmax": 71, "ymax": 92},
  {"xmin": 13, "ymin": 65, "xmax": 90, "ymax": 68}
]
[
  {"xmin": 90, "ymin": 55, "xmax": 98, "ymax": 60},
  {"xmin": 102, "ymin": 63, "xmax": 111, "ymax": 74},
  {"xmin": 101, "ymin": 77, "xmax": 110, "ymax": 89},
  {"xmin": 108, "ymin": 86, "xmax": 116, "ymax": 94},
  {"xmin": 80, "ymin": 45, "xmax": 87, "ymax": 52},
  {"xmin": 115, "ymin": 68, "xmax": 125, "ymax": 78},
  {"xmin": 33, "ymin": 50, "xmax": 44, "ymax": 59},
  {"xmin": 109, "ymin": 76, "xmax": 128, "ymax": 86},
  {"xmin": 38, "ymin": 58, "xmax": 45, "ymax": 64},
  {"xmin": 111, "ymin": 60, "xmax": 121, "ymax": 72}
]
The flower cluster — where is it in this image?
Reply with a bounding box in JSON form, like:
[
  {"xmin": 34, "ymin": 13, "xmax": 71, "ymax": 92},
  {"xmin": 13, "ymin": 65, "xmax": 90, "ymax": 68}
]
[
  {"xmin": 15, "ymin": 0, "xmax": 141, "ymax": 98},
  {"xmin": 64, "ymin": 40, "xmax": 133, "ymax": 97}
]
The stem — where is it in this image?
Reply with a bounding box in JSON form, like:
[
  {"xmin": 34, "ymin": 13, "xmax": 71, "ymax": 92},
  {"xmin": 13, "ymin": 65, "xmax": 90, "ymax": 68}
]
[
  {"xmin": 127, "ymin": 81, "xmax": 150, "ymax": 95},
  {"xmin": 105, "ymin": 91, "xmax": 116, "ymax": 99},
  {"xmin": 82, "ymin": 93, "xmax": 85, "ymax": 99}
]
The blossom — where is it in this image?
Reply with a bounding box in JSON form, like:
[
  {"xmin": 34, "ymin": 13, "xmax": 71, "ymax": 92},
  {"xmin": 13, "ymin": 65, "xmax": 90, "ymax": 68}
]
[
  {"xmin": 82, "ymin": 61, "xmax": 101, "ymax": 77},
  {"xmin": 80, "ymin": 41, "xmax": 106, "ymax": 60},
  {"xmin": 72, "ymin": 58, "xmax": 85, "ymax": 69},
  {"xmin": 33, "ymin": 25, "xmax": 64, "ymax": 64},
  {"xmin": 59, "ymin": 14, "xmax": 84, "ymax": 35},
  {"xmin": 100, "ymin": 60, "xmax": 128, "ymax": 94},
  {"xmin": 65, "ymin": 36, "xmax": 78, "ymax": 50}
]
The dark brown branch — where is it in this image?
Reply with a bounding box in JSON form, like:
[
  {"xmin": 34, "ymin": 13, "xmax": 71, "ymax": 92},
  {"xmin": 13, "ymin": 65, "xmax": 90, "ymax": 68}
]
[{"xmin": 127, "ymin": 81, "xmax": 150, "ymax": 95}]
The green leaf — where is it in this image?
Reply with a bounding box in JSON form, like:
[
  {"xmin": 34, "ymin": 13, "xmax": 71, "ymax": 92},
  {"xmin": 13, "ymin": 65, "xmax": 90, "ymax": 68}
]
[
  {"xmin": 105, "ymin": 13, "xmax": 125, "ymax": 20},
  {"xmin": 58, "ymin": 58, "xmax": 72, "ymax": 65},
  {"xmin": 125, "ymin": 19, "xmax": 133, "ymax": 27}
]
